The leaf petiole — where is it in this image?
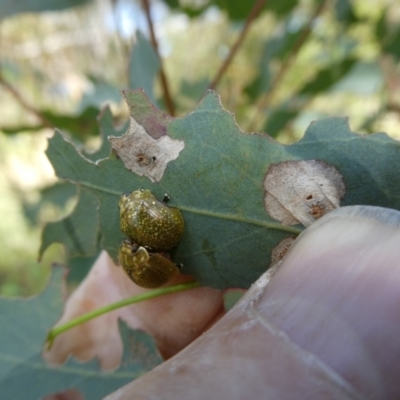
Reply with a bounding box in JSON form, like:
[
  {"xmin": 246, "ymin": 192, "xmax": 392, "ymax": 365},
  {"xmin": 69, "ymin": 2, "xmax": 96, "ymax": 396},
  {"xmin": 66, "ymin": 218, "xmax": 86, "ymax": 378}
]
[{"xmin": 45, "ymin": 281, "xmax": 200, "ymax": 349}]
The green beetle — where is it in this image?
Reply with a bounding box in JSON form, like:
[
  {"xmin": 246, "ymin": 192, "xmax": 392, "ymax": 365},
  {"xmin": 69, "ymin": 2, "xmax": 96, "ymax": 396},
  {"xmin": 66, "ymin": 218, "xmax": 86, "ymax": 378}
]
[
  {"xmin": 118, "ymin": 239, "xmax": 180, "ymax": 288},
  {"xmin": 119, "ymin": 189, "xmax": 184, "ymax": 252}
]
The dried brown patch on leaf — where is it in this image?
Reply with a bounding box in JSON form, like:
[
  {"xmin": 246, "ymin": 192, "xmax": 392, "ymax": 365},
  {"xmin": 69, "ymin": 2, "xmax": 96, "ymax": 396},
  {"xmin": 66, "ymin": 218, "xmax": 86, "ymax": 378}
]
[
  {"xmin": 109, "ymin": 117, "xmax": 184, "ymax": 182},
  {"xmin": 264, "ymin": 160, "xmax": 345, "ymax": 227}
]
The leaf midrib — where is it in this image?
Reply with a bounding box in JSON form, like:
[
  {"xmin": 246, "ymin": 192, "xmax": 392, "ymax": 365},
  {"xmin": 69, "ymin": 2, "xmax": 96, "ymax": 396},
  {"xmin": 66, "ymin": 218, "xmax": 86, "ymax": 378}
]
[{"xmin": 77, "ymin": 181, "xmax": 303, "ymax": 235}]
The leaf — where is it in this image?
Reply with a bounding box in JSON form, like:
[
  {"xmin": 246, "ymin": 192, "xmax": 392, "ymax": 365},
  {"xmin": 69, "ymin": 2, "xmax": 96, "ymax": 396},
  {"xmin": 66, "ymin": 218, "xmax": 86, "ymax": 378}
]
[
  {"xmin": 334, "ymin": 0, "xmax": 359, "ymax": 25},
  {"xmin": 0, "ymin": 266, "xmax": 163, "ymax": 400},
  {"xmin": 331, "ymin": 62, "xmax": 383, "ymax": 96},
  {"xmin": 245, "ymin": 29, "xmax": 304, "ymax": 99},
  {"xmin": 66, "ymin": 252, "xmax": 99, "ymax": 285},
  {"xmin": 44, "ymin": 90, "xmax": 400, "ymax": 290},
  {"xmin": 0, "ymin": 0, "xmax": 91, "ymax": 20},
  {"xmin": 161, "ymin": 0, "xmax": 207, "ymax": 18},
  {"xmin": 22, "ymin": 181, "xmax": 77, "ymax": 226},
  {"xmin": 129, "ymin": 30, "xmax": 160, "ymax": 106},
  {"xmin": 383, "ymin": 29, "xmax": 400, "ymax": 60},
  {"xmin": 77, "ymin": 76, "xmax": 122, "ymax": 113},
  {"xmin": 213, "ymin": 0, "xmax": 298, "ymax": 20},
  {"xmin": 39, "ymin": 107, "xmax": 127, "ymax": 261},
  {"xmin": 299, "ymin": 57, "xmax": 357, "ymax": 95},
  {"xmin": 263, "ymin": 105, "xmax": 298, "ymax": 137},
  {"xmin": 1, "ymin": 106, "xmax": 101, "ymax": 140},
  {"xmin": 84, "ymin": 105, "xmax": 128, "ymax": 162},
  {"xmin": 39, "ymin": 187, "xmax": 99, "ymax": 260}
]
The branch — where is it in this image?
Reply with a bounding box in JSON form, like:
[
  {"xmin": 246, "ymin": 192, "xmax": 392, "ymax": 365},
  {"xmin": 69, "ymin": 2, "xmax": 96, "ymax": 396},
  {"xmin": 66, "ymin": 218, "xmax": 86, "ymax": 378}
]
[
  {"xmin": 208, "ymin": 0, "xmax": 267, "ymax": 91},
  {"xmin": 0, "ymin": 73, "xmax": 52, "ymax": 127},
  {"xmin": 141, "ymin": 0, "xmax": 175, "ymax": 116},
  {"xmin": 247, "ymin": 0, "xmax": 330, "ymax": 132}
]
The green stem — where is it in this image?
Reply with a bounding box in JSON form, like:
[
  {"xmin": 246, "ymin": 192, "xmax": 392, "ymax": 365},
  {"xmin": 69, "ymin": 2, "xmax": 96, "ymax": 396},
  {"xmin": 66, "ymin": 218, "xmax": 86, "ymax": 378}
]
[{"xmin": 46, "ymin": 281, "xmax": 200, "ymax": 349}]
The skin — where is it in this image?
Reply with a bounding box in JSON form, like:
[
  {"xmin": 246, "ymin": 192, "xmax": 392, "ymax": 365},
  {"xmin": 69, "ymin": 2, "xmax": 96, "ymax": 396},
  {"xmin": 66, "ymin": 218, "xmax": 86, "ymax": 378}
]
[{"xmin": 104, "ymin": 205, "xmax": 400, "ymax": 400}]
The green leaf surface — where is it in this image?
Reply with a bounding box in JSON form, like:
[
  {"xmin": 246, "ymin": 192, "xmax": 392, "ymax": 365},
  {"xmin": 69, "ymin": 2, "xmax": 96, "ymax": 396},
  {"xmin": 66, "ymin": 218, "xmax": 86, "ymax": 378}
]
[
  {"xmin": 38, "ymin": 107, "xmax": 127, "ymax": 261},
  {"xmin": 78, "ymin": 76, "xmax": 122, "ymax": 113},
  {"xmin": 334, "ymin": 0, "xmax": 359, "ymax": 25},
  {"xmin": 213, "ymin": 0, "xmax": 298, "ymax": 20},
  {"xmin": 264, "ymin": 106, "xmax": 298, "ymax": 137},
  {"xmin": 1, "ymin": 106, "xmax": 101, "ymax": 139},
  {"xmin": 84, "ymin": 106, "xmax": 128, "ymax": 162},
  {"xmin": 299, "ymin": 58, "xmax": 357, "ymax": 95},
  {"xmin": 0, "ymin": 0, "xmax": 91, "ymax": 20},
  {"xmin": 44, "ymin": 90, "xmax": 400, "ymax": 289},
  {"xmin": 331, "ymin": 62, "xmax": 383, "ymax": 95},
  {"xmin": 245, "ymin": 29, "xmax": 302, "ymax": 99},
  {"xmin": 39, "ymin": 187, "xmax": 99, "ymax": 260},
  {"xmin": 129, "ymin": 31, "xmax": 160, "ymax": 106},
  {"xmin": 22, "ymin": 181, "xmax": 77, "ymax": 226},
  {"xmin": 66, "ymin": 252, "xmax": 100, "ymax": 285},
  {"xmin": 0, "ymin": 266, "xmax": 163, "ymax": 399}
]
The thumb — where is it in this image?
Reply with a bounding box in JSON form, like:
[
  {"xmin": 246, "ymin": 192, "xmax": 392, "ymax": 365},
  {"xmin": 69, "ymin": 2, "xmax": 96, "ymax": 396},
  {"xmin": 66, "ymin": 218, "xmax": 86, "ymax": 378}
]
[{"xmin": 105, "ymin": 205, "xmax": 400, "ymax": 400}]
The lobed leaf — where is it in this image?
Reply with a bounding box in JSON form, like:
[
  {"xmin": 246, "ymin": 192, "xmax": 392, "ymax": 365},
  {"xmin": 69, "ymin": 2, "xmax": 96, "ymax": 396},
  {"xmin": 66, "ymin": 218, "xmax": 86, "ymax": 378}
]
[
  {"xmin": 0, "ymin": 267, "xmax": 162, "ymax": 400},
  {"xmin": 44, "ymin": 89, "xmax": 400, "ymax": 289}
]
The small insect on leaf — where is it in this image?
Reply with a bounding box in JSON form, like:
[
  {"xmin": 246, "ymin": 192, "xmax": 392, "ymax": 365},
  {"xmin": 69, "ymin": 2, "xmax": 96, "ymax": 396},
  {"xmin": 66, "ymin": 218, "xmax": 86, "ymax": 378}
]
[
  {"xmin": 118, "ymin": 239, "xmax": 180, "ymax": 288},
  {"xmin": 119, "ymin": 189, "xmax": 184, "ymax": 251}
]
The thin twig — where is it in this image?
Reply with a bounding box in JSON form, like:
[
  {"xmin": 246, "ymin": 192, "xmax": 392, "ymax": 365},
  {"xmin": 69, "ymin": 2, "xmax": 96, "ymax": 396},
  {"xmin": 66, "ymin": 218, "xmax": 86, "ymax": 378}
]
[
  {"xmin": 208, "ymin": 0, "xmax": 267, "ymax": 91},
  {"xmin": 141, "ymin": 0, "xmax": 175, "ymax": 116},
  {"xmin": 0, "ymin": 73, "xmax": 53, "ymax": 127},
  {"xmin": 247, "ymin": 0, "xmax": 330, "ymax": 132}
]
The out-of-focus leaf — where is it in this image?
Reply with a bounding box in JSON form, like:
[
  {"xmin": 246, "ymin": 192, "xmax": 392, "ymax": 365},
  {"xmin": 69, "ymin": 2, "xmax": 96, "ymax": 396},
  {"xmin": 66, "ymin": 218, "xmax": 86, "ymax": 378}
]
[
  {"xmin": 44, "ymin": 90, "xmax": 400, "ymax": 290},
  {"xmin": 78, "ymin": 77, "xmax": 122, "ymax": 113},
  {"xmin": 245, "ymin": 30, "xmax": 302, "ymax": 99},
  {"xmin": 376, "ymin": 8, "xmax": 400, "ymax": 60},
  {"xmin": 180, "ymin": 79, "xmax": 209, "ymax": 101},
  {"xmin": 334, "ymin": 0, "xmax": 358, "ymax": 25},
  {"xmin": 161, "ymin": 0, "xmax": 179, "ymax": 8},
  {"xmin": 264, "ymin": 106, "xmax": 299, "ymax": 137},
  {"xmin": 213, "ymin": 0, "xmax": 298, "ymax": 20},
  {"xmin": 66, "ymin": 252, "xmax": 100, "ymax": 285},
  {"xmin": 39, "ymin": 187, "xmax": 99, "ymax": 260},
  {"xmin": 161, "ymin": 0, "xmax": 207, "ymax": 17},
  {"xmin": 1, "ymin": 106, "xmax": 100, "ymax": 139},
  {"xmin": 375, "ymin": 8, "xmax": 387, "ymax": 41},
  {"xmin": 0, "ymin": 266, "xmax": 162, "ymax": 400},
  {"xmin": 299, "ymin": 57, "xmax": 357, "ymax": 95},
  {"xmin": 382, "ymin": 27, "xmax": 400, "ymax": 60},
  {"xmin": 129, "ymin": 30, "xmax": 160, "ymax": 105},
  {"xmin": 265, "ymin": 0, "xmax": 298, "ymax": 17},
  {"xmin": 262, "ymin": 58, "xmax": 363, "ymax": 135},
  {"xmin": 23, "ymin": 182, "xmax": 77, "ymax": 225},
  {"xmin": 0, "ymin": 0, "xmax": 91, "ymax": 20},
  {"xmin": 331, "ymin": 62, "xmax": 383, "ymax": 95}
]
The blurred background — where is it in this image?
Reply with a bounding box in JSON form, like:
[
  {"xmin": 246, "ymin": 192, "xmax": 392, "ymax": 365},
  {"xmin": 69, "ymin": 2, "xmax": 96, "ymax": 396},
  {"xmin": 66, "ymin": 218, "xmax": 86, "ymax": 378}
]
[{"xmin": 1, "ymin": 0, "xmax": 399, "ymax": 297}]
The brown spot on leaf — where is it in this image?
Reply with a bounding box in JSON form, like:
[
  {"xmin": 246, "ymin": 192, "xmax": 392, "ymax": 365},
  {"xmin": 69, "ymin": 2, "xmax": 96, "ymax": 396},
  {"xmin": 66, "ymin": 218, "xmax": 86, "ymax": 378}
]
[
  {"xmin": 264, "ymin": 160, "xmax": 345, "ymax": 226},
  {"xmin": 109, "ymin": 117, "xmax": 184, "ymax": 183}
]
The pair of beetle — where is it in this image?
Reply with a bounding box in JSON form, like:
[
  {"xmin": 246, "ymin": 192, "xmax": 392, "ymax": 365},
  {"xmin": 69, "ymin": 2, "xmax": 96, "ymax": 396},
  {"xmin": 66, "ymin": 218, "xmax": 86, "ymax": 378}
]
[{"xmin": 118, "ymin": 189, "xmax": 184, "ymax": 288}]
